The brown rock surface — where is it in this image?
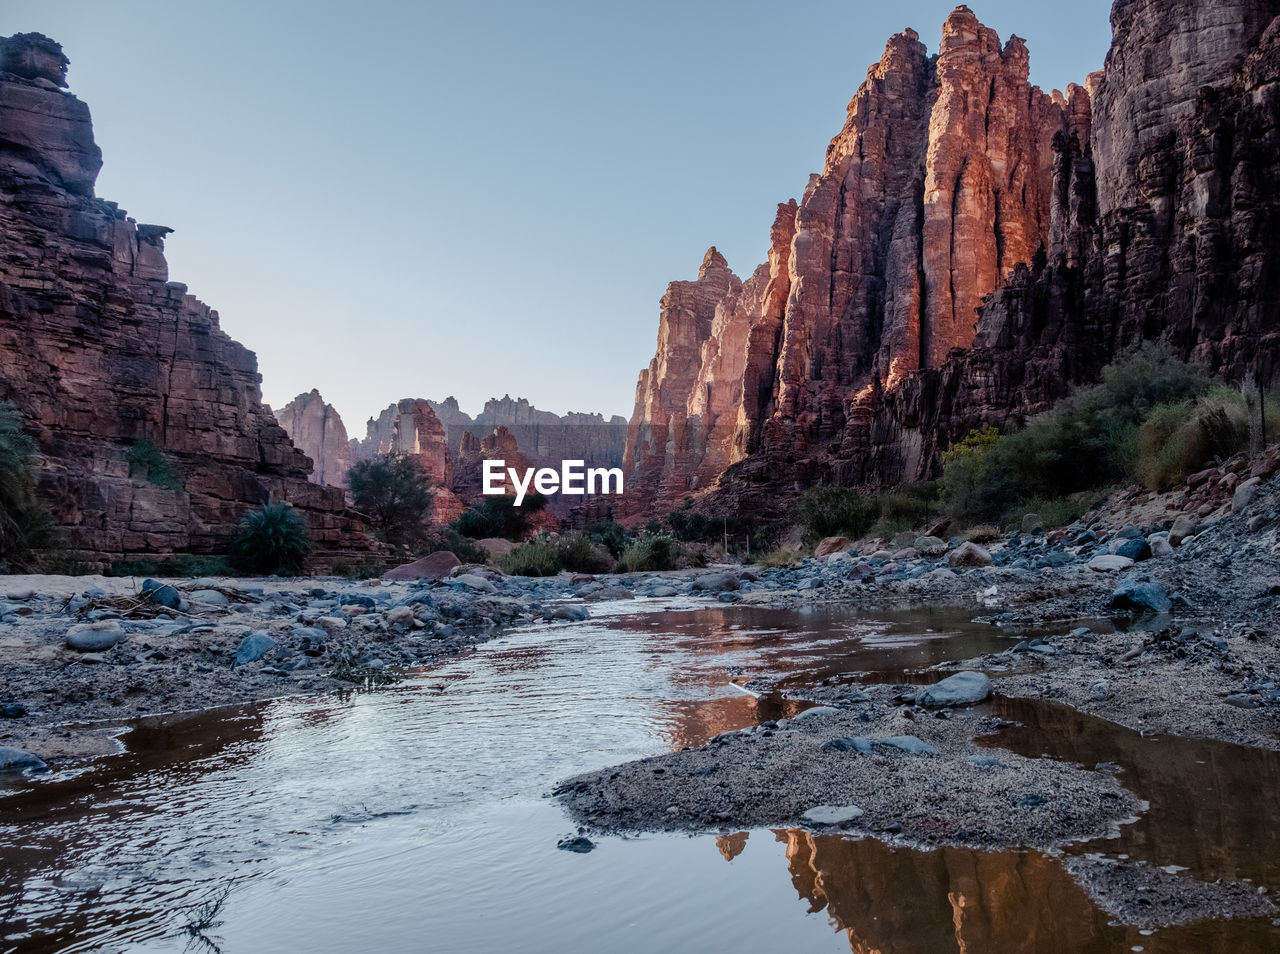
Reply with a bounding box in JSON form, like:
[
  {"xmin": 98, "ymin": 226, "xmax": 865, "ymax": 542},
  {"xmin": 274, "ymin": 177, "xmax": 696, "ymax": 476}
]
[
  {"xmin": 381, "ymin": 550, "xmax": 461, "ymax": 581},
  {"xmin": 352, "ymin": 399, "xmax": 463, "ymax": 524},
  {"xmin": 624, "ymin": 1, "xmax": 1280, "ymax": 519},
  {"xmin": 0, "ymin": 34, "xmax": 373, "ymax": 566},
  {"xmin": 275, "ymin": 390, "xmax": 354, "ymax": 489},
  {"xmin": 623, "ymin": 8, "xmax": 1067, "ymax": 518}
]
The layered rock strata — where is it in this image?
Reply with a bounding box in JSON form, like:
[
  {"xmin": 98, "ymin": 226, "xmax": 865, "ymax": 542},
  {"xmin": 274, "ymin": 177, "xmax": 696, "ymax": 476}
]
[
  {"xmin": 0, "ymin": 34, "xmax": 373, "ymax": 565},
  {"xmin": 351, "ymin": 399, "xmax": 463, "ymax": 523},
  {"xmin": 624, "ymin": 0, "xmax": 1280, "ymax": 517}
]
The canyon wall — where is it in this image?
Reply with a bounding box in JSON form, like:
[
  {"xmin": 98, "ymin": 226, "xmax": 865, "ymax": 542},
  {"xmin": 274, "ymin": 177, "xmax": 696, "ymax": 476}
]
[
  {"xmin": 0, "ymin": 33, "xmax": 373, "ymax": 565},
  {"xmin": 275, "ymin": 390, "xmax": 354, "ymax": 489},
  {"xmin": 624, "ymin": 0, "xmax": 1280, "ymax": 517}
]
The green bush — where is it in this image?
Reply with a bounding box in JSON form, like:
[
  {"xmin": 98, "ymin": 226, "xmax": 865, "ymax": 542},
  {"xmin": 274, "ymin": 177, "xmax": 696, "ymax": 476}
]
[
  {"xmin": 939, "ymin": 343, "xmax": 1210, "ymax": 522},
  {"xmin": 126, "ymin": 439, "xmax": 182, "ymax": 490},
  {"xmin": 108, "ymin": 554, "xmax": 236, "ymax": 578},
  {"xmin": 499, "ymin": 538, "xmax": 563, "ymax": 577},
  {"xmin": 229, "ymin": 503, "xmax": 312, "ymax": 575},
  {"xmin": 0, "ymin": 401, "xmax": 59, "ymax": 571},
  {"xmin": 497, "ymin": 532, "xmax": 614, "ymax": 577},
  {"xmin": 416, "ymin": 527, "xmax": 490, "ymax": 565},
  {"xmin": 348, "ymin": 453, "xmax": 433, "ymax": 547},
  {"xmin": 1134, "ymin": 386, "xmax": 1261, "ymax": 491},
  {"xmin": 555, "ymin": 532, "xmax": 614, "ymax": 574},
  {"xmin": 615, "ymin": 535, "xmax": 702, "ymax": 573},
  {"xmin": 583, "ymin": 520, "xmax": 631, "ymax": 557},
  {"xmin": 453, "ymin": 493, "xmax": 547, "ymax": 540},
  {"xmin": 792, "ymin": 483, "xmax": 938, "ymax": 544}
]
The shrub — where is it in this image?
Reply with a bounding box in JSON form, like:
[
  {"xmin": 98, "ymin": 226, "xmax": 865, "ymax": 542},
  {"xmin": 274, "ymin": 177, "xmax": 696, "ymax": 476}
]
[
  {"xmin": 453, "ymin": 493, "xmax": 547, "ymax": 540},
  {"xmin": 126, "ymin": 439, "xmax": 182, "ymax": 490},
  {"xmin": 108, "ymin": 554, "xmax": 236, "ymax": 578},
  {"xmin": 964, "ymin": 525, "xmax": 1002, "ymax": 544},
  {"xmin": 939, "ymin": 343, "xmax": 1210, "ymax": 521},
  {"xmin": 499, "ymin": 538, "xmax": 563, "ymax": 577},
  {"xmin": 348, "ymin": 453, "xmax": 434, "ymax": 547},
  {"xmin": 0, "ymin": 401, "xmax": 59, "ymax": 571},
  {"xmin": 416, "ymin": 527, "xmax": 490, "ymax": 565},
  {"xmin": 1134, "ymin": 386, "xmax": 1253, "ymax": 491},
  {"xmin": 616, "ymin": 535, "xmax": 702, "ymax": 573},
  {"xmin": 555, "ymin": 532, "xmax": 614, "ymax": 573},
  {"xmin": 792, "ymin": 486, "xmax": 879, "ymax": 542},
  {"xmin": 583, "ymin": 520, "xmax": 631, "ymax": 557},
  {"xmin": 229, "ymin": 503, "xmax": 312, "ymax": 575},
  {"xmin": 757, "ymin": 547, "xmax": 805, "ymax": 569}
]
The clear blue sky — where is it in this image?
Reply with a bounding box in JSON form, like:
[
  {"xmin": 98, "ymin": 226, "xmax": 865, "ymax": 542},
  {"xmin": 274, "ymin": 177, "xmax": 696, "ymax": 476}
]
[{"xmin": 3, "ymin": 1, "xmax": 1113, "ymax": 427}]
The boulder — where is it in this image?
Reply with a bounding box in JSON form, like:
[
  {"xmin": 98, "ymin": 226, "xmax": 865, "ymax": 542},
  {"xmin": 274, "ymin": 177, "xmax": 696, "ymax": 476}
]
[
  {"xmin": 913, "ymin": 536, "xmax": 948, "ymax": 556},
  {"xmin": 800, "ymin": 805, "xmax": 865, "ymax": 826},
  {"xmin": 1232, "ymin": 476, "xmax": 1263, "ymax": 514},
  {"xmin": 453, "ymin": 573, "xmax": 497, "ymax": 593},
  {"xmin": 1148, "ymin": 533, "xmax": 1174, "ymax": 558},
  {"xmin": 916, "ymin": 671, "xmax": 992, "ymax": 707},
  {"xmin": 1109, "ymin": 579, "xmax": 1172, "ymax": 614},
  {"xmin": 1169, "ymin": 514, "xmax": 1199, "ymax": 547},
  {"xmin": 141, "ymin": 579, "xmax": 181, "ymax": 610},
  {"xmin": 694, "ymin": 571, "xmax": 739, "ymax": 593},
  {"xmin": 550, "ymin": 604, "xmax": 589, "ymax": 622},
  {"xmin": 234, "ymin": 633, "xmax": 276, "ymax": 666},
  {"xmin": 1114, "ymin": 537, "xmax": 1151, "ymax": 562},
  {"xmin": 946, "ymin": 542, "xmax": 992, "ymax": 568},
  {"xmin": 1088, "ymin": 555, "xmax": 1134, "ymax": 573},
  {"xmin": 1021, "ymin": 513, "xmax": 1045, "ymax": 534},
  {"xmin": 382, "ymin": 551, "xmax": 461, "ymax": 581},
  {"xmin": 814, "ymin": 536, "xmax": 851, "ymax": 558},
  {"xmin": 475, "ymin": 538, "xmax": 516, "ymax": 559},
  {"xmin": 65, "ymin": 620, "xmax": 125, "ymax": 652},
  {"xmin": 0, "ymin": 747, "xmax": 46, "ymax": 773}
]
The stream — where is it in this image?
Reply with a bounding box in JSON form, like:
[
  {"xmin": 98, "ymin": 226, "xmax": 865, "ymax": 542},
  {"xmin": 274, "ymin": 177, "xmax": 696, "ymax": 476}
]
[{"xmin": 1, "ymin": 599, "xmax": 1278, "ymax": 953}]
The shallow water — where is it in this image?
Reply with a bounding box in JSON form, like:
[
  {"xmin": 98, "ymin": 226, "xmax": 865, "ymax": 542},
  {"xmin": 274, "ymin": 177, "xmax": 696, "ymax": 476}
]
[{"xmin": 0, "ymin": 599, "xmax": 1277, "ymax": 953}]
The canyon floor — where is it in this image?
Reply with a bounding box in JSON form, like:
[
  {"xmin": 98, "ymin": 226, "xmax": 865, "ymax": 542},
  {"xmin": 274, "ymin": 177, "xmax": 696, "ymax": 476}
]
[{"xmin": 4, "ymin": 471, "xmax": 1280, "ymax": 931}]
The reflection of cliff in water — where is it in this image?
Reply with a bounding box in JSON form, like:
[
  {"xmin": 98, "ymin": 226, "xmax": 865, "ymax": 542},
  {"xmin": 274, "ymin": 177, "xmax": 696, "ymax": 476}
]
[
  {"xmin": 988, "ymin": 697, "xmax": 1280, "ymax": 887},
  {"xmin": 768, "ymin": 830, "xmax": 1276, "ymax": 954}
]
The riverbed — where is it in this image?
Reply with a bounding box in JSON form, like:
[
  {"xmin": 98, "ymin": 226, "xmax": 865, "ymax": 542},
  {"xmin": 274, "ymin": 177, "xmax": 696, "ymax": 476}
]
[{"xmin": 2, "ymin": 599, "xmax": 1277, "ymax": 952}]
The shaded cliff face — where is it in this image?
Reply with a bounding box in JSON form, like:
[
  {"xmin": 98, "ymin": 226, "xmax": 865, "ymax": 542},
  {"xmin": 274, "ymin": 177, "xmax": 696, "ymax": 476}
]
[
  {"xmin": 275, "ymin": 390, "xmax": 354, "ymax": 489},
  {"xmin": 625, "ymin": 0, "xmax": 1280, "ymax": 517},
  {"xmin": 0, "ymin": 34, "xmax": 372, "ymax": 564},
  {"xmin": 623, "ymin": 6, "xmax": 1069, "ymax": 517}
]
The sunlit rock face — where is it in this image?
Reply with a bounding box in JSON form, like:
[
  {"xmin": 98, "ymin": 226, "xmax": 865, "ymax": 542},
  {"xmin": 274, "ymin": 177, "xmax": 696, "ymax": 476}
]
[
  {"xmin": 624, "ymin": 0, "xmax": 1280, "ymax": 518},
  {"xmin": 351, "ymin": 399, "xmax": 463, "ymax": 524},
  {"xmin": 0, "ymin": 33, "xmax": 374, "ymax": 565},
  {"xmin": 276, "ymin": 390, "xmax": 354, "ymax": 489}
]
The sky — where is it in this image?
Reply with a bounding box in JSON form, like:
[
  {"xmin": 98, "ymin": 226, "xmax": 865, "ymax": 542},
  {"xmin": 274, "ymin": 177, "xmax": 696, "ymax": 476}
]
[{"xmin": 3, "ymin": 1, "xmax": 1114, "ymax": 427}]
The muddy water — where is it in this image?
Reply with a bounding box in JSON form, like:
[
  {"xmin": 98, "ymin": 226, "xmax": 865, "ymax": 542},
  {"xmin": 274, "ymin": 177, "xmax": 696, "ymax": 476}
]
[{"xmin": 0, "ymin": 600, "xmax": 1277, "ymax": 953}]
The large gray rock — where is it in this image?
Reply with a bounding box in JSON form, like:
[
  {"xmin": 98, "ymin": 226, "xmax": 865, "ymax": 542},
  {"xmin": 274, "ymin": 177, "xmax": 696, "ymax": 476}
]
[
  {"xmin": 65, "ymin": 620, "xmax": 124, "ymax": 652},
  {"xmin": 234, "ymin": 633, "xmax": 276, "ymax": 666},
  {"xmin": 800, "ymin": 805, "xmax": 865, "ymax": 826},
  {"xmin": 946, "ymin": 542, "xmax": 992, "ymax": 568},
  {"xmin": 913, "ymin": 536, "xmax": 948, "ymax": 556},
  {"xmin": 1021, "ymin": 513, "xmax": 1045, "ymax": 534},
  {"xmin": 1110, "ymin": 579, "xmax": 1172, "ymax": 614},
  {"xmin": 382, "ymin": 551, "xmax": 461, "ymax": 581},
  {"xmin": 0, "ymin": 746, "xmax": 46, "ymax": 773},
  {"xmin": 1088, "ymin": 554, "xmax": 1134, "ymax": 573},
  {"xmin": 1169, "ymin": 514, "xmax": 1199, "ymax": 547},
  {"xmin": 694, "ymin": 571, "xmax": 739, "ymax": 593},
  {"xmin": 916, "ymin": 671, "xmax": 992, "ymax": 707},
  {"xmin": 1232, "ymin": 476, "xmax": 1262, "ymax": 514}
]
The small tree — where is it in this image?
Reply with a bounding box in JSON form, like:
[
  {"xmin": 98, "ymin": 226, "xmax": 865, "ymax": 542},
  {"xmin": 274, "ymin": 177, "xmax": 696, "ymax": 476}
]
[
  {"xmin": 348, "ymin": 453, "xmax": 433, "ymax": 547},
  {"xmin": 229, "ymin": 502, "xmax": 312, "ymax": 575},
  {"xmin": 0, "ymin": 401, "xmax": 58, "ymax": 571},
  {"xmin": 452, "ymin": 493, "xmax": 546, "ymax": 541}
]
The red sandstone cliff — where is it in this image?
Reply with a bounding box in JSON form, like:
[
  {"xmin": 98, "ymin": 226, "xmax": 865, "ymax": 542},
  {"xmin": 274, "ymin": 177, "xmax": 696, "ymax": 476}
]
[
  {"xmin": 350, "ymin": 399, "xmax": 464, "ymax": 524},
  {"xmin": 0, "ymin": 34, "xmax": 373, "ymax": 565},
  {"xmin": 624, "ymin": 0, "xmax": 1280, "ymax": 518}
]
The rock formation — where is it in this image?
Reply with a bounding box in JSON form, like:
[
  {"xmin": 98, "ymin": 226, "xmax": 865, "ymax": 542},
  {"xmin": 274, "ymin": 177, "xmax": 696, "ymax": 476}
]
[
  {"xmin": 275, "ymin": 390, "xmax": 354, "ymax": 489},
  {"xmin": 623, "ymin": 0, "xmax": 1280, "ymax": 518},
  {"xmin": 351, "ymin": 399, "xmax": 463, "ymax": 523},
  {"xmin": 0, "ymin": 33, "xmax": 373, "ymax": 565}
]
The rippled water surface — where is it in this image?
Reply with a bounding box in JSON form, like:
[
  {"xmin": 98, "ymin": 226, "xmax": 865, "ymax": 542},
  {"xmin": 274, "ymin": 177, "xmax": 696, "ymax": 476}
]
[{"xmin": 1, "ymin": 600, "xmax": 1277, "ymax": 953}]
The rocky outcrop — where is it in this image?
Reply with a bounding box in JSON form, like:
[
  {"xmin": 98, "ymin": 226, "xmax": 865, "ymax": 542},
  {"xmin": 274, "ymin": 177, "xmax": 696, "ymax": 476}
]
[
  {"xmin": 275, "ymin": 390, "xmax": 354, "ymax": 489},
  {"xmin": 351, "ymin": 399, "xmax": 463, "ymax": 523},
  {"xmin": 0, "ymin": 34, "xmax": 373, "ymax": 565},
  {"xmin": 624, "ymin": 0, "xmax": 1280, "ymax": 518},
  {"xmin": 623, "ymin": 7, "xmax": 1069, "ymax": 516}
]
